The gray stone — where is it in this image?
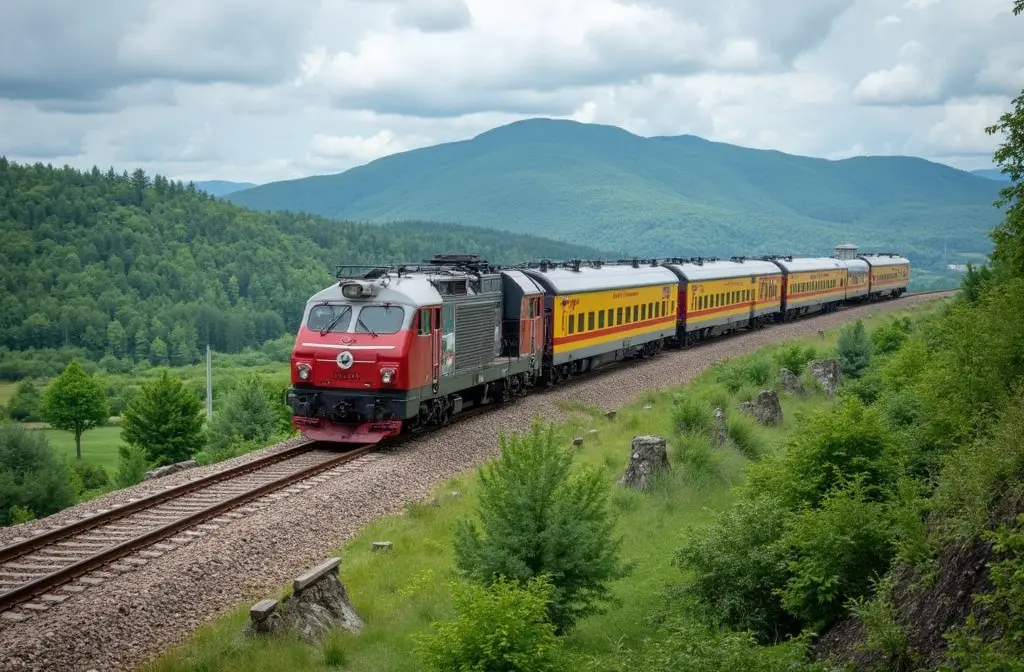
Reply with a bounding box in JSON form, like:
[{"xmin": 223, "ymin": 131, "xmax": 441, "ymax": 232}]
[
  {"xmin": 572, "ymin": 437, "xmax": 584, "ymax": 447},
  {"xmin": 617, "ymin": 436, "xmax": 670, "ymax": 492},
  {"xmin": 808, "ymin": 359, "xmax": 843, "ymax": 397},
  {"xmin": 604, "ymin": 410, "xmax": 617, "ymax": 420},
  {"xmin": 712, "ymin": 407, "xmax": 728, "ymax": 447},
  {"xmin": 372, "ymin": 541, "xmax": 393, "ymax": 553},
  {"xmin": 145, "ymin": 459, "xmax": 199, "ymax": 480},
  {"xmin": 779, "ymin": 368, "xmax": 806, "ymax": 396},
  {"xmin": 247, "ymin": 599, "xmax": 283, "ymax": 635},
  {"xmin": 739, "ymin": 390, "xmax": 783, "ymax": 426}
]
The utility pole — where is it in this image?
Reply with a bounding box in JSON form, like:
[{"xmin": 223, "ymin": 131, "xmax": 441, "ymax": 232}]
[{"xmin": 205, "ymin": 344, "xmax": 213, "ymax": 422}]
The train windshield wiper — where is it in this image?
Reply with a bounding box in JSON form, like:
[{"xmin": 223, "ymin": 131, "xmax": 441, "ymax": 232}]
[
  {"xmin": 357, "ymin": 316, "xmax": 378, "ymax": 337},
  {"xmin": 319, "ymin": 305, "xmax": 351, "ymax": 337}
]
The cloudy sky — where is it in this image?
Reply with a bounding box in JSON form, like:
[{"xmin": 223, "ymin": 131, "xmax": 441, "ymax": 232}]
[{"xmin": 1, "ymin": 0, "xmax": 1021, "ymax": 185}]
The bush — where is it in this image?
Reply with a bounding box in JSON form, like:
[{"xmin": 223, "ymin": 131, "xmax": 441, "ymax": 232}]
[
  {"xmin": 69, "ymin": 459, "xmax": 111, "ymax": 495},
  {"xmin": 115, "ymin": 444, "xmax": 150, "ymax": 488},
  {"xmin": 714, "ymin": 355, "xmax": 774, "ymax": 393},
  {"xmin": 670, "ymin": 395, "xmax": 713, "ymax": 436},
  {"xmin": 871, "ymin": 316, "xmax": 913, "ymax": 356},
  {"xmin": 772, "ymin": 343, "xmax": 819, "ymax": 375},
  {"xmin": 7, "ymin": 379, "xmax": 42, "ymax": 421},
  {"xmin": 453, "ymin": 420, "xmax": 629, "ymax": 633},
  {"xmin": 836, "ymin": 319, "xmax": 872, "ymax": 378},
  {"xmin": 414, "ymin": 576, "xmax": 560, "ymax": 672},
  {"xmin": 0, "ymin": 426, "xmax": 76, "ymax": 525}
]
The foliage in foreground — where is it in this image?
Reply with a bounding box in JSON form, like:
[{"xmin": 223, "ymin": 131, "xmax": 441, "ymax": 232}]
[
  {"xmin": 453, "ymin": 420, "xmax": 630, "ymax": 634},
  {"xmin": 0, "ymin": 425, "xmax": 76, "ymax": 525}
]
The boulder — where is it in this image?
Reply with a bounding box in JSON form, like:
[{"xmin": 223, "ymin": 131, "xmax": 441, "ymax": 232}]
[
  {"xmin": 712, "ymin": 406, "xmax": 728, "ymax": 447},
  {"xmin": 245, "ymin": 557, "xmax": 364, "ymax": 644},
  {"xmin": 779, "ymin": 368, "xmax": 806, "ymax": 396},
  {"xmin": 617, "ymin": 436, "xmax": 669, "ymax": 492},
  {"xmin": 808, "ymin": 359, "xmax": 843, "ymax": 397},
  {"xmin": 739, "ymin": 390, "xmax": 783, "ymax": 426},
  {"xmin": 145, "ymin": 459, "xmax": 198, "ymax": 480}
]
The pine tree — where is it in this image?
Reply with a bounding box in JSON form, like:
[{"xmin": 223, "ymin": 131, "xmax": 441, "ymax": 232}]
[
  {"xmin": 38, "ymin": 361, "xmax": 109, "ymax": 460},
  {"xmin": 453, "ymin": 420, "xmax": 629, "ymax": 633},
  {"xmin": 120, "ymin": 369, "xmax": 205, "ymax": 466},
  {"xmin": 836, "ymin": 319, "xmax": 872, "ymax": 378}
]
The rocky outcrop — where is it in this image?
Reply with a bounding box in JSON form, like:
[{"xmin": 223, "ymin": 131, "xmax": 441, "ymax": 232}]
[
  {"xmin": 739, "ymin": 390, "xmax": 783, "ymax": 426},
  {"xmin": 808, "ymin": 359, "xmax": 843, "ymax": 397},
  {"xmin": 244, "ymin": 557, "xmax": 364, "ymax": 644},
  {"xmin": 145, "ymin": 459, "xmax": 198, "ymax": 480},
  {"xmin": 712, "ymin": 407, "xmax": 728, "ymax": 447},
  {"xmin": 779, "ymin": 368, "xmax": 806, "ymax": 396},
  {"xmin": 617, "ymin": 435, "xmax": 669, "ymax": 492}
]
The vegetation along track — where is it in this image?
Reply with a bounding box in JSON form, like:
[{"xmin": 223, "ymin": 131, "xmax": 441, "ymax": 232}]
[
  {"xmin": 0, "ymin": 441, "xmax": 375, "ymax": 620},
  {"xmin": 0, "ymin": 288, "xmax": 952, "ymax": 624}
]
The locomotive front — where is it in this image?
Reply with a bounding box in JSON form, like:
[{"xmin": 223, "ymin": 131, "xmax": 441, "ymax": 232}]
[{"xmin": 285, "ymin": 271, "xmax": 438, "ymax": 444}]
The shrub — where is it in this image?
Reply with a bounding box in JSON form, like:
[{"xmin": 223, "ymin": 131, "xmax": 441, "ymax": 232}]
[
  {"xmin": 836, "ymin": 319, "xmax": 872, "ymax": 378},
  {"xmin": 772, "ymin": 343, "xmax": 819, "ymax": 375},
  {"xmin": 0, "ymin": 426, "xmax": 76, "ymax": 526},
  {"xmin": 714, "ymin": 355, "xmax": 774, "ymax": 393},
  {"xmin": 7, "ymin": 379, "xmax": 42, "ymax": 421},
  {"xmin": 69, "ymin": 459, "xmax": 111, "ymax": 495},
  {"xmin": 871, "ymin": 317, "xmax": 913, "ymax": 356},
  {"xmin": 414, "ymin": 576, "xmax": 560, "ymax": 672},
  {"xmin": 453, "ymin": 420, "xmax": 629, "ymax": 633},
  {"xmin": 670, "ymin": 395, "xmax": 713, "ymax": 435},
  {"xmin": 115, "ymin": 444, "xmax": 150, "ymax": 489}
]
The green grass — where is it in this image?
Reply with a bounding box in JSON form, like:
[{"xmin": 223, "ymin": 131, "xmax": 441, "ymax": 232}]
[
  {"xmin": 32, "ymin": 425, "xmax": 125, "ymax": 475},
  {"xmin": 0, "ymin": 381, "xmax": 15, "ymax": 406}
]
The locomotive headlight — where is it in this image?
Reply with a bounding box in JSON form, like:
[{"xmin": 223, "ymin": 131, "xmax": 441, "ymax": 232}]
[
  {"xmin": 380, "ymin": 367, "xmax": 396, "ymax": 384},
  {"xmin": 296, "ymin": 362, "xmax": 312, "ymax": 380}
]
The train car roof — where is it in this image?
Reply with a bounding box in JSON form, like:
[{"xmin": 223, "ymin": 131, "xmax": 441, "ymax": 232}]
[
  {"xmin": 499, "ymin": 269, "xmax": 545, "ymax": 295},
  {"xmin": 306, "ymin": 274, "xmax": 443, "ymax": 309},
  {"xmin": 521, "ymin": 263, "xmax": 678, "ymax": 294},
  {"xmin": 858, "ymin": 253, "xmax": 911, "ymax": 267},
  {"xmin": 769, "ymin": 257, "xmax": 846, "ymax": 273},
  {"xmin": 836, "ymin": 258, "xmax": 870, "ymax": 272},
  {"xmin": 662, "ymin": 258, "xmax": 781, "ymax": 282}
]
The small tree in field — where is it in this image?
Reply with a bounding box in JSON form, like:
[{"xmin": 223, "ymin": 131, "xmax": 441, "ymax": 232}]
[
  {"xmin": 39, "ymin": 361, "xmax": 109, "ymax": 460},
  {"xmin": 837, "ymin": 319, "xmax": 872, "ymax": 379},
  {"xmin": 120, "ymin": 369, "xmax": 205, "ymax": 466},
  {"xmin": 453, "ymin": 420, "xmax": 629, "ymax": 633}
]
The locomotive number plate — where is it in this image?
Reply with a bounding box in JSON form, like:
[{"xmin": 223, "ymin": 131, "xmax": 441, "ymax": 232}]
[{"xmin": 333, "ymin": 372, "xmax": 359, "ymax": 380}]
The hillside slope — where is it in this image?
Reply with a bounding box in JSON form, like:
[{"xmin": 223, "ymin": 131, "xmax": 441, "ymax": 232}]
[
  {"xmin": 969, "ymin": 168, "xmax": 1010, "ymax": 181},
  {"xmin": 0, "ymin": 158, "xmax": 604, "ymax": 376},
  {"xmin": 227, "ymin": 118, "xmax": 1003, "ymax": 271},
  {"xmin": 194, "ymin": 180, "xmax": 259, "ymax": 196}
]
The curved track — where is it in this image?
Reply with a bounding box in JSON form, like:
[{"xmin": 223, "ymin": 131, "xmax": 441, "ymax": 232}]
[
  {"xmin": 0, "ymin": 441, "xmax": 375, "ymax": 619},
  {"xmin": 0, "ymin": 288, "xmax": 952, "ymax": 623}
]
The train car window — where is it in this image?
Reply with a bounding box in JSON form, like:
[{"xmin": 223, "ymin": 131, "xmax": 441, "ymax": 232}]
[
  {"xmin": 625, "ymin": 306, "xmax": 632, "ymax": 322},
  {"xmin": 617, "ymin": 307, "xmax": 623, "ymax": 325},
  {"xmin": 567, "ymin": 315, "xmax": 575, "ymax": 335},
  {"xmin": 661, "ymin": 299, "xmax": 667, "ymax": 316},
  {"xmin": 598, "ymin": 311, "xmax": 605, "ymax": 329},
  {"xmin": 608, "ymin": 308, "xmax": 614, "ymax": 325},
  {"xmin": 577, "ymin": 313, "xmax": 584, "ymax": 333},
  {"xmin": 355, "ymin": 306, "xmax": 405, "ymax": 334},
  {"xmin": 641, "ymin": 304, "xmax": 646, "ymax": 320},
  {"xmin": 588, "ymin": 312, "xmax": 595, "ymax": 331}
]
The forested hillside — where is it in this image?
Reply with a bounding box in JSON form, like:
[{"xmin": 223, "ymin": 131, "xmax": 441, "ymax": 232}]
[
  {"xmin": 227, "ymin": 118, "xmax": 1000, "ymax": 277},
  {"xmin": 0, "ymin": 158, "xmax": 604, "ymax": 378}
]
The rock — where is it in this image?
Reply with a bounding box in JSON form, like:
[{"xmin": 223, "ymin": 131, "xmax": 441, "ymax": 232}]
[
  {"xmin": 145, "ymin": 459, "xmax": 198, "ymax": 480},
  {"xmin": 617, "ymin": 436, "xmax": 670, "ymax": 492},
  {"xmin": 779, "ymin": 368, "xmax": 806, "ymax": 396},
  {"xmin": 586, "ymin": 429, "xmax": 599, "ymax": 437},
  {"xmin": 572, "ymin": 437, "xmax": 584, "ymax": 447},
  {"xmin": 739, "ymin": 390, "xmax": 783, "ymax": 426},
  {"xmin": 245, "ymin": 557, "xmax": 364, "ymax": 644},
  {"xmin": 642, "ymin": 404, "xmax": 653, "ymax": 411},
  {"xmin": 712, "ymin": 406, "xmax": 728, "ymax": 447},
  {"xmin": 372, "ymin": 541, "xmax": 393, "ymax": 553},
  {"xmin": 604, "ymin": 410, "xmax": 617, "ymax": 420},
  {"xmin": 808, "ymin": 359, "xmax": 843, "ymax": 397}
]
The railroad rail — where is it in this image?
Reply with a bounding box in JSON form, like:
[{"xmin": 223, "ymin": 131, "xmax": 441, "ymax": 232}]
[
  {"xmin": 0, "ymin": 442, "xmax": 375, "ymax": 618},
  {"xmin": 0, "ymin": 288, "xmax": 953, "ymax": 622}
]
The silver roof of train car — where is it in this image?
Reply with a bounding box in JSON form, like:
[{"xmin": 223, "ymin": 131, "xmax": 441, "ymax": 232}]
[
  {"xmin": 836, "ymin": 258, "xmax": 870, "ymax": 272},
  {"xmin": 306, "ymin": 274, "xmax": 443, "ymax": 309},
  {"xmin": 500, "ymin": 269, "xmax": 545, "ymax": 295},
  {"xmin": 522, "ymin": 264, "xmax": 678, "ymax": 294},
  {"xmin": 662, "ymin": 259, "xmax": 781, "ymax": 282},
  {"xmin": 770, "ymin": 257, "xmax": 846, "ymax": 273},
  {"xmin": 859, "ymin": 253, "xmax": 911, "ymax": 267}
]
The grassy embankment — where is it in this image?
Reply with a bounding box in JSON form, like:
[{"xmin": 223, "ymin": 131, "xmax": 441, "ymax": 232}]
[{"xmin": 143, "ymin": 298, "xmax": 946, "ymax": 672}]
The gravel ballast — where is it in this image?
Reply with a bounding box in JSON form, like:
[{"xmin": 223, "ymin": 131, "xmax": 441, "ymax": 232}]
[{"xmin": 0, "ymin": 292, "xmax": 951, "ymax": 672}]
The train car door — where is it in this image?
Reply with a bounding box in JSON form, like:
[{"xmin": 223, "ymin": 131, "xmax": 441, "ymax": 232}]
[
  {"xmin": 519, "ymin": 296, "xmax": 532, "ymax": 357},
  {"xmin": 430, "ymin": 306, "xmax": 441, "ymax": 393},
  {"xmin": 532, "ymin": 297, "xmax": 542, "ymax": 356}
]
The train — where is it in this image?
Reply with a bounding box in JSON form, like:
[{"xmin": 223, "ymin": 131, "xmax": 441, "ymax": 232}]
[{"xmin": 284, "ymin": 243, "xmax": 909, "ymax": 444}]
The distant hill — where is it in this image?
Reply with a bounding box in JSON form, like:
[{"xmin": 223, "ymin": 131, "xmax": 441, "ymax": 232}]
[
  {"xmin": 226, "ymin": 118, "xmax": 1003, "ymax": 278},
  {"xmin": 194, "ymin": 180, "xmax": 259, "ymax": 196},
  {"xmin": 969, "ymin": 168, "xmax": 1010, "ymax": 182}
]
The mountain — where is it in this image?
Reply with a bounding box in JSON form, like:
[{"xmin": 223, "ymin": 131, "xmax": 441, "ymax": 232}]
[
  {"xmin": 0, "ymin": 158, "xmax": 604, "ymax": 378},
  {"xmin": 227, "ymin": 118, "xmax": 1003, "ymax": 276},
  {"xmin": 194, "ymin": 180, "xmax": 259, "ymax": 196},
  {"xmin": 969, "ymin": 168, "xmax": 1010, "ymax": 181}
]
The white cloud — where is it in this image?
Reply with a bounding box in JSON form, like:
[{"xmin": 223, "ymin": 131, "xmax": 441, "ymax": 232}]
[{"xmin": 0, "ymin": 0, "xmax": 1020, "ymax": 184}]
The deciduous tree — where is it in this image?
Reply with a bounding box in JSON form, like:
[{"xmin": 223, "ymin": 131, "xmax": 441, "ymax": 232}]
[{"xmin": 38, "ymin": 360, "xmax": 109, "ymax": 460}]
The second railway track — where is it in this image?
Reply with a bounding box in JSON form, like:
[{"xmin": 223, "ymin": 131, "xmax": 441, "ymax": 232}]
[{"xmin": 0, "ymin": 441, "xmax": 376, "ymax": 621}]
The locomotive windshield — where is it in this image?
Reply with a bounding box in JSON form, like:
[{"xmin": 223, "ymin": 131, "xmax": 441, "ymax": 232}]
[
  {"xmin": 308, "ymin": 304, "xmax": 351, "ymax": 333},
  {"xmin": 305, "ymin": 303, "xmax": 405, "ymax": 335},
  {"xmin": 355, "ymin": 305, "xmax": 405, "ymax": 334}
]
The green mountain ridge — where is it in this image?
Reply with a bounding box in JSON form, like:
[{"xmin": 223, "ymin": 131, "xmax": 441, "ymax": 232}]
[
  {"xmin": 193, "ymin": 180, "xmax": 260, "ymax": 197},
  {"xmin": 227, "ymin": 118, "xmax": 1003, "ymax": 276}
]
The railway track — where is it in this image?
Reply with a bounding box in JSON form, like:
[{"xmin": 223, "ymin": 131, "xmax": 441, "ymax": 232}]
[
  {"xmin": 0, "ymin": 441, "xmax": 375, "ymax": 621},
  {"xmin": 0, "ymin": 288, "xmax": 953, "ymax": 624}
]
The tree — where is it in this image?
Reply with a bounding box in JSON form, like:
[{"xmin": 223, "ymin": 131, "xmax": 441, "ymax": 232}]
[
  {"xmin": 205, "ymin": 374, "xmax": 280, "ymax": 456},
  {"xmin": 453, "ymin": 420, "xmax": 629, "ymax": 633},
  {"xmin": 0, "ymin": 425, "xmax": 76, "ymax": 526},
  {"xmin": 120, "ymin": 369, "xmax": 205, "ymax": 466},
  {"xmin": 836, "ymin": 318, "xmax": 872, "ymax": 378},
  {"xmin": 38, "ymin": 360, "xmax": 109, "ymax": 460},
  {"xmin": 7, "ymin": 379, "xmax": 42, "ymax": 421}
]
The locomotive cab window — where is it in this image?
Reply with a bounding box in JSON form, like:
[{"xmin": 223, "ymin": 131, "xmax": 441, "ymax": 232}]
[
  {"xmin": 355, "ymin": 305, "xmax": 405, "ymax": 334},
  {"xmin": 307, "ymin": 304, "xmax": 352, "ymax": 333},
  {"xmin": 418, "ymin": 309, "xmax": 431, "ymax": 335}
]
